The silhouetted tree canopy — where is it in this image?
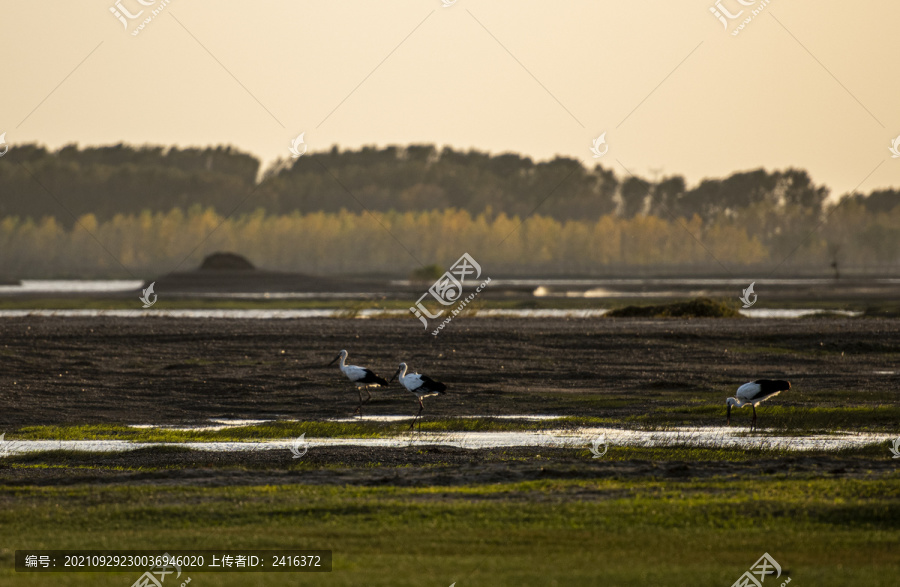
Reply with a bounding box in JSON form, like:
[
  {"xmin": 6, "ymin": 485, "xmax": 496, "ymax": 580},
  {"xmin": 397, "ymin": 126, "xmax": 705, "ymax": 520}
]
[{"xmin": 1, "ymin": 141, "xmax": 888, "ymax": 229}]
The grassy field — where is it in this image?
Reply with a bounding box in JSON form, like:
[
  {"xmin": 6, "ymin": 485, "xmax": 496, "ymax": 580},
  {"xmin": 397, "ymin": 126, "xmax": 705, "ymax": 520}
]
[
  {"xmin": 2, "ymin": 315, "xmax": 898, "ymax": 585},
  {"xmin": 1, "ymin": 456, "xmax": 898, "ymax": 586}
]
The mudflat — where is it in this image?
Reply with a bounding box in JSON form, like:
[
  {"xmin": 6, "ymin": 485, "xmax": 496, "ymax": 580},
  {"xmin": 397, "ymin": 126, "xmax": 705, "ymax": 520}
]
[{"xmin": 1, "ymin": 316, "xmax": 897, "ymax": 427}]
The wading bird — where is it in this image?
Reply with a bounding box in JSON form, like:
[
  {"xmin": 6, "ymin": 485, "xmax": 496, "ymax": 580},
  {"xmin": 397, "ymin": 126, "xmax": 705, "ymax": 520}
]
[
  {"xmin": 726, "ymin": 379, "xmax": 791, "ymax": 431},
  {"xmin": 328, "ymin": 350, "xmax": 389, "ymax": 414},
  {"xmin": 390, "ymin": 362, "xmax": 447, "ymax": 430}
]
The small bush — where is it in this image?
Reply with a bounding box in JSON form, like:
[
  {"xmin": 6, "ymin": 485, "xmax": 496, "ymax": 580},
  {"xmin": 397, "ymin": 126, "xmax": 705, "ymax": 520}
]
[{"xmin": 606, "ymin": 297, "xmax": 742, "ymax": 318}]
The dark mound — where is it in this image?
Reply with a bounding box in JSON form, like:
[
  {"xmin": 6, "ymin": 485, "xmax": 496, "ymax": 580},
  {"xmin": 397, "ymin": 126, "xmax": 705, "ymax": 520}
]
[
  {"xmin": 199, "ymin": 252, "xmax": 255, "ymax": 271},
  {"xmin": 606, "ymin": 297, "xmax": 742, "ymax": 318},
  {"xmin": 146, "ymin": 250, "xmax": 397, "ymax": 294}
]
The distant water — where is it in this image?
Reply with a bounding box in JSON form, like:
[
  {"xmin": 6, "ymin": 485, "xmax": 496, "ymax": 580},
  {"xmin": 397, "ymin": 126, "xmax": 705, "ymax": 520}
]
[
  {"xmin": 397, "ymin": 277, "xmax": 900, "ymax": 288},
  {"xmin": 0, "ymin": 308, "xmax": 860, "ymax": 319},
  {"xmin": 1, "ymin": 426, "xmax": 890, "ymax": 454},
  {"xmin": 5, "ymin": 277, "xmax": 899, "ymax": 297},
  {"xmin": 0, "ymin": 280, "xmax": 144, "ymax": 293}
]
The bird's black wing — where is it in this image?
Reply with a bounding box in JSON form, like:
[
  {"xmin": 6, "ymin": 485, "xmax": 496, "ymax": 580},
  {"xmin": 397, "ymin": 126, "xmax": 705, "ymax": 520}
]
[
  {"xmin": 751, "ymin": 379, "xmax": 790, "ymax": 399},
  {"xmin": 419, "ymin": 375, "xmax": 447, "ymax": 394},
  {"xmin": 360, "ymin": 369, "xmax": 389, "ymax": 386}
]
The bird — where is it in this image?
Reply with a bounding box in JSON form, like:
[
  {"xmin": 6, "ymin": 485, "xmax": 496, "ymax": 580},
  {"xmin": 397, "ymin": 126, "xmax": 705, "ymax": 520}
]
[
  {"xmin": 328, "ymin": 350, "xmax": 389, "ymax": 414},
  {"xmin": 726, "ymin": 379, "xmax": 791, "ymax": 431},
  {"xmin": 389, "ymin": 362, "xmax": 447, "ymax": 430}
]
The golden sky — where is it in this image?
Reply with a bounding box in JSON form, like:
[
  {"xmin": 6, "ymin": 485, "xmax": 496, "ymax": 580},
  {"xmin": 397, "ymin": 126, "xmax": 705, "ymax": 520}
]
[{"xmin": 3, "ymin": 0, "xmax": 899, "ymax": 199}]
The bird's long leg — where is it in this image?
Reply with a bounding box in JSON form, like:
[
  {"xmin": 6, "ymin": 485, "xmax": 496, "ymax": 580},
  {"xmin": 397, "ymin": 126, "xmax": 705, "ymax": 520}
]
[
  {"xmin": 751, "ymin": 405, "xmax": 757, "ymax": 432},
  {"xmin": 364, "ymin": 387, "xmax": 372, "ymax": 404},
  {"xmin": 409, "ymin": 401, "xmax": 424, "ymax": 431},
  {"xmin": 355, "ymin": 387, "xmax": 364, "ymax": 415}
]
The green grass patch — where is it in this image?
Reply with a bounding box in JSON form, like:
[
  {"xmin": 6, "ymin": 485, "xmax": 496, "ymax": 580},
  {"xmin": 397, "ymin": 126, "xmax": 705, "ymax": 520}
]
[
  {"xmin": 634, "ymin": 404, "xmax": 900, "ymax": 432},
  {"xmin": 0, "ymin": 477, "xmax": 898, "ymax": 586},
  {"xmin": 606, "ymin": 297, "xmax": 742, "ymax": 318}
]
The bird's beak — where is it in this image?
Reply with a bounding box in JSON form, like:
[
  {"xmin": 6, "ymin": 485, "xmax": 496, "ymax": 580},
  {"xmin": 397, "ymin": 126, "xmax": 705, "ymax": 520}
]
[
  {"xmin": 389, "ymin": 369, "xmax": 400, "ymax": 384},
  {"xmin": 726, "ymin": 403, "xmax": 731, "ymax": 426},
  {"xmin": 327, "ymin": 354, "xmax": 341, "ymax": 366}
]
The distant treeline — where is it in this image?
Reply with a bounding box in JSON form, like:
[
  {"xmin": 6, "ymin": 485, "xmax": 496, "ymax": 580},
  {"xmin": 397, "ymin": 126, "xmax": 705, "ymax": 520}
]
[
  {"xmin": 2, "ymin": 142, "xmax": 899, "ymax": 224},
  {"xmin": 1, "ymin": 204, "xmax": 898, "ymax": 278}
]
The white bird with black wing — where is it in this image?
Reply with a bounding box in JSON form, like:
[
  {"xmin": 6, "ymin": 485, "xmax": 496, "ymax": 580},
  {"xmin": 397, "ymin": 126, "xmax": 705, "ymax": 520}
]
[
  {"xmin": 390, "ymin": 362, "xmax": 447, "ymax": 430},
  {"xmin": 328, "ymin": 350, "xmax": 389, "ymax": 414},
  {"xmin": 726, "ymin": 379, "xmax": 791, "ymax": 431}
]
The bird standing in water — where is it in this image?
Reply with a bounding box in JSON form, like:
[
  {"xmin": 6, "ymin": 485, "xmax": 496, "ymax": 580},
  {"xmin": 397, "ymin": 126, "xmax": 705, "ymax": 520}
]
[{"xmin": 726, "ymin": 379, "xmax": 791, "ymax": 431}]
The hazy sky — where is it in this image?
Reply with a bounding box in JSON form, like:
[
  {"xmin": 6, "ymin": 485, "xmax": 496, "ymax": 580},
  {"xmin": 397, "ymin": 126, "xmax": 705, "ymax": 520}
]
[{"xmin": 3, "ymin": 0, "xmax": 900, "ymax": 199}]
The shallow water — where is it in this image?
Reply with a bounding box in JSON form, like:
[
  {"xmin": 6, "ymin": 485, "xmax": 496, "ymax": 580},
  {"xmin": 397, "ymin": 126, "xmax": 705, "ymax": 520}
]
[
  {"xmin": 0, "ymin": 308, "xmax": 858, "ymax": 319},
  {"xmin": 0, "ymin": 279, "xmax": 144, "ymax": 294},
  {"xmin": 2, "ymin": 425, "xmax": 891, "ymax": 455}
]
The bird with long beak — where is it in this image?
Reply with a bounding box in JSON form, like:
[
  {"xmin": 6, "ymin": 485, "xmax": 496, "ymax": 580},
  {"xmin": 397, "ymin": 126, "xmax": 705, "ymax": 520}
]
[
  {"xmin": 328, "ymin": 350, "xmax": 389, "ymax": 414},
  {"xmin": 390, "ymin": 362, "xmax": 447, "ymax": 430},
  {"xmin": 726, "ymin": 379, "xmax": 791, "ymax": 431}
]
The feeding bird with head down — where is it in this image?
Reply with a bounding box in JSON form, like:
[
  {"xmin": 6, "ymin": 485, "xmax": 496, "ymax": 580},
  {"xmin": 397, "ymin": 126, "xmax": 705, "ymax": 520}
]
[
  {"xmin": 328, "ymin": 350, "xmax": 389, "ymax": 414},
  {"xmin": 726, "ymin": 379, "xmax": 791, "ymax": 431},
  {"xmin": 390, "ymin": 362, "xmax": 447, "ymax": 430}
]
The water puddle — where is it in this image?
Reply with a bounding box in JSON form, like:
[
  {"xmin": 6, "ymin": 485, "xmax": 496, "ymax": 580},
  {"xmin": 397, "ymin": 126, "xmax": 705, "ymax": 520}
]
[
  {"xmin": 0, "ymin": 308, "xmax": 859, "ymax": 319},
  {"xmin": 326, "ymin": 415, "xmax": 566, "ymax": 423},
  {"xmin": 0, "ymin": 280, "xmax": 144, "ymax": 294},
  {"xmin": 1, "ymin": 426, "xmax": 890, "ymax": 455}
]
